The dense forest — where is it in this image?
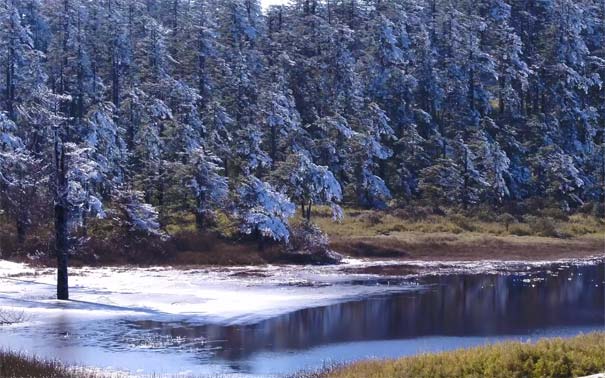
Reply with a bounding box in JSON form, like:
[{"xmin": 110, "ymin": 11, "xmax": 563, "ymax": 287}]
[{"xmin": 0, "ymin": 0, "xmax": 603, "ymax": 275}]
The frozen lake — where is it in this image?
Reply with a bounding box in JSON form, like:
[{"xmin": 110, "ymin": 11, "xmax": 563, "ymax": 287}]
[{"xmin": 0, "ymin": 259, "xmax": 603, "ymax": 377}]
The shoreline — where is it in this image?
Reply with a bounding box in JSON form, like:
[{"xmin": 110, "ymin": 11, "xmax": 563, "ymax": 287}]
[
  {"xmin": 2, "ymin": 252, "xmax": 603, "ymax": 278},
  {"xmin": 1, "ymin": 332, "xmax": 604, "ymax": 378},
  {"xmin": 24, "ymin": 232, "xmax": 605, "ymax": 268}
]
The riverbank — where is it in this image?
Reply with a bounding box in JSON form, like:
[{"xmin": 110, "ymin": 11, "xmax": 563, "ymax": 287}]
[
  {"xmin": 330, "ymin": 233, "xmax": 603, "ymax": 261},
  {"xmin": 306, "ymin": 332, "xmax": 605, "ymax": 378},
  {"xmin": 1, "ymin": 209, "xmax": 603, "ymax": 267},
  {"xmin": 317, "ymin": 209, "xmax": 604, "ymax": 262}
]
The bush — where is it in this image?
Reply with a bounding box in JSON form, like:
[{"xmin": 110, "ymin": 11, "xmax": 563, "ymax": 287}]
[
  {"xmin": 0, "ymin": 309, "xmax": 28, "ymax": 325},
  {"xmin": 391, "ymin": 206, "xmax": 433, "ymax": 221},
  {"xmin": 474, "ymin": 206, "xmax": 498, "ymax": 222},
  {"xmin": 497, "ymin": 213, "xmax": 517, "ymax": 232},
  {"xmin": 359, "ymin": 211, "xmax": 383, "ymax": 226},
  {"xmin": 540, "ymin": 207, "xmax": 570, "ymax": 221},
  {"xmin": 509, "ymin": 223, "xmax": 531, "ymax": 236},
  {"xmin": 577, "ymin": 202, "xmax": 605, "ymax": 219},
  {"xmin": 594, "ymin": 203, "xmax": 605, "ymax": 219},
  {"xmin": 288, "ymin": 222, "xmax": 342, "ymax": 264},
  {"xmin": 525, "ymin": 216, "xmax": 561, "ymax": 237},
  {"xmin": 450, "ymin": 214, "xmax": 476, "ymax": 232}
]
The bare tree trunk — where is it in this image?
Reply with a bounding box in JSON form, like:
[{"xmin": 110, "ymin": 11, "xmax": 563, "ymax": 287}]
[
  {"xmin": 54, "ymin": 130, "xmax": 69, "ymax": 301},
  {"xmin": 306, "ymin": 201, "xmax": 312, "ymax": 221},
  {"xmin": 6, "ymin": 6, "xmax": 15, "ymax": 121}
]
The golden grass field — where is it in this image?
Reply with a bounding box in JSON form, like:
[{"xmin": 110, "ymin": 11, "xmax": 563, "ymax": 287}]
[{"xmin": 316, "ymin": 332, "xmax": 605, "ymax": 378}]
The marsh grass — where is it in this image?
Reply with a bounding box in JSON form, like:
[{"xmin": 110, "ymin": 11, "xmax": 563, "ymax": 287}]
[
  {"xmin": 1, "ymin": 205, "xmax": 602, "ymax": 265},
  {"xmin": 311, "ymin": 332, "xmax": 605, "ymax": 378},
  {"xmin": 0, "ymin": 350, "xmax": 233, "ymax": 378},
  {"xmin": 312, "ymin": 207, "xmax": 604, "ymax": 240}
]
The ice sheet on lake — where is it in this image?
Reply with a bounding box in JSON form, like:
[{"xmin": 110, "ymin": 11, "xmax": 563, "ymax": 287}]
[
  {"xmin": 0, "ymin": 259, "xmax": 412, "ymax": 326},
  {"xmin": 1, "ymin": 255, "xmax": 602, "ymax": 327}
]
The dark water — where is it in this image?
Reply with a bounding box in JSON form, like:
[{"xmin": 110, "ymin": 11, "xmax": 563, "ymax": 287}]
[
  {"xmin": 4, "ymin": 263, "xmax": 604, "ymax": 377},
  {"xmin": 123, "ymin": 263, "xmax": 605, "ymax": 375}
]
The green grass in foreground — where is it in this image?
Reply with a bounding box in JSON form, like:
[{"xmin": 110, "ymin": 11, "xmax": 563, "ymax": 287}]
[{"xmin": 314, "ymin": 332, "xmax": 605, "ymax": 378}]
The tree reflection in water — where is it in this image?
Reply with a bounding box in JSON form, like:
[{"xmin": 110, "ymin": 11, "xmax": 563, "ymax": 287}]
[{"xmin": 127, "ymin": 263, "xmax": 604, "ymax": 362}]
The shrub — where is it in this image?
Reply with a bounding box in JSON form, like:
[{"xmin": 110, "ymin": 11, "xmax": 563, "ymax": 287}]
[
  {"xmin": 509, "ymin": 223, "xmax": 531, "ymax": 236},
  {"xmin": 474, "ymin": 206, "xmax": 498, "ymax": 222},
  {"xmin": 525, "ymin": 216, "xmax": 561, "ymax": 238},
  {"xmin": 0, "ymin": 309, "xmax": 28, "ymax": 325},
  {"xmin": 497, "ymin": 213, "xmax": 517, "ymax": 232},
  {"xmin": 288, "ymin": 222, "xmax": 341, "ymax": 264},
  {"xmin": 540, "ymin": 207, "xmax": 570, "ymax": 221},
  {"xmin": 450, "ymin": 214, "xmax": 476, "ymax": 232},
  {"xmin": 594, "ymin": 203, "xmax": 605, "ymax": 219},
  {"xmin": 360, "ymin": 211, "xmax": 383, "ymax": 226},
  {"xmin": 391, "ymin": 206, "xmax": 434, "ymax": 221}
]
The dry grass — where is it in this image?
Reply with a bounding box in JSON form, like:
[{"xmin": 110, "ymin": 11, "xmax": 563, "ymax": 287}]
[
  {"xmin": 310, "ymin": 207, "xmax": 604, "ymax": 261},
  {"xmin": 0, "ymin": 349, "xmax": 238, "ymax": 378},
  {"xmin": 313, "ymin": 208, "xmax": 604, "ymax": 239},
  {"xmin": 2, "ymin": 206, "xmax": 603, "ymax": 266},
  {"xmin": 0, "ymin": 350, "xmax": 109, "ymax": 378},
  {"xmin": 315, "ymin": 332, "xmax": 605, "ymax": 378}
]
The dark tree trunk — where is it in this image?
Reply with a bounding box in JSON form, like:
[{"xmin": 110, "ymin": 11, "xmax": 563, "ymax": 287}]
[
  {"xmin": 112, "ymin": 52, "xmax": 120, "ymax": 108},
  {"xmin": 270, "ymin": 122, "xmax": 277, "ymax": 165},
  {"xmin": 16, "ymin": 217, "xmax": 28, "ymax": 245},
  {"xmin": 198, "ymin": 0, "xmax": 207, "ymax": 105},
  {"xmin": 462, "ymin": 148, "xmax": 469, "ymax": 210},
  {"xmin": 6, "ymin": 11, "xmax": 15, "ymax": 121},
  {"xmin": 499, "ymin": 75, "xmax": 505, "ymax": 115},
  {"xmin": 306, "ymin": 201, "xmax": 312, "ymax": 221},
  {"xmin": 195, "ymin": 211, "xmax": 205, "ymax": 231},
  {"xmin": 195, "ymin": 194, "xmax": 206, "ymax": 230},
  {"xmin": 54, "ymin": 132, "xmax": 69, "ymax": 301},
  {"xmin": 468, "ymin": 44, "xmax": 475, "ymax": 114}
]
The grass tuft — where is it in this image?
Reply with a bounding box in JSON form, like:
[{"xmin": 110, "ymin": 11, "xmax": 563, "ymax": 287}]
[{"xmin": 0, "ymin": 350, "xmax": 108, "ymax": 378}]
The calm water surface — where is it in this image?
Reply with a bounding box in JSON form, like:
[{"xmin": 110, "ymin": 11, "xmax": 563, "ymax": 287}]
[{"xmin": 3, "ymin": 263, "xmax": 604, "ymax": 377}]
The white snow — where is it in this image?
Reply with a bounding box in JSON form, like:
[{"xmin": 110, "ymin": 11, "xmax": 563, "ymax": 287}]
[{"xmin": 0, "ymin": 259, "xmax": 410, "ymax": 326}]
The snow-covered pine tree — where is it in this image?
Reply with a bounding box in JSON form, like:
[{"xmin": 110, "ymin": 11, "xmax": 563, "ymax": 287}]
[{"xmin": 237, "ymin": 176, "xmax": 295, "ymax": 246}]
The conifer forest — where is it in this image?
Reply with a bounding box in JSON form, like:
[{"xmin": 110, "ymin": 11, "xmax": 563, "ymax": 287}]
[
  {"xmin": 1, "ymin": 0, "xmax": 604, "ymax": 251},
  {"xmin": 0, "ymin": 1, "xmax": 605, "ymax": 377}
]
